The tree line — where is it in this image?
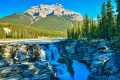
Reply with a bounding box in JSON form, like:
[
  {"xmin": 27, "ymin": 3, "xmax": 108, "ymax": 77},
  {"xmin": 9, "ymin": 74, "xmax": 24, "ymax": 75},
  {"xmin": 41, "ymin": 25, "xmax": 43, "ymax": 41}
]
[
  {"xmin": 67, "ymin": 0, "xmax": 120, "ymax": 41},
  {"xmin": 0, "ymin": 23, "xmax": 66, "ymax": 39}
]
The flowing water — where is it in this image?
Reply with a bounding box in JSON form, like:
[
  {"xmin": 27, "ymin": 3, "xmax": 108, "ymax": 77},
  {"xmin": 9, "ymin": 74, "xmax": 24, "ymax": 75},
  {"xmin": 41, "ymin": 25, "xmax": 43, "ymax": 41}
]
[
  {"xmin": 47, "ymin": 44, "xmax": 60, "ymax": 62},
  {"xmin": 16, "ymin": 41, "xmax": 89, "ymax": 80},
  {"xmin": 40, "ymin": 44, "xmax": 73, "ymax": 80},
  {"xmin": 39, "ymin": 49, "xmax": 46, "ymax": 61},
  {"xmin": 72, "ymin": 60, "xmax": 89, "ymax": 80},
  {"xmin": 56, "ymin": 64, "xmax": 73, "ymax": 80}
]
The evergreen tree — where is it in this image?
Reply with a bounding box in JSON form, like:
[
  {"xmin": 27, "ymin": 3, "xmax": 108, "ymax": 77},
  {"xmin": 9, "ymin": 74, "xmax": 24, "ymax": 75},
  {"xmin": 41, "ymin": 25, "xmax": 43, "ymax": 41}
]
[
  {"xmin": 94, "ymin": 20, "xmax": 97, "ymax": 38},
  {"xmin": 97, "ymin": 14, "xmax": 101, "ymax": 38},
  {"xmin": 67, "ymin": 27, "xmax": 71, "ymax": 38},
  {"xmin": 101, "ymin": 2, "xmax": 107, "ymax": 39},
  {"xmin": 106, "ymin": 0, "xmax": 114, "ymax": 39},
  {"xmin": 91, "ymin": 17, "xmax": 94, "ymax": 39},
  {"xmin": 112, "ymin": 16, "xmax": 116, "ymax": 37},
  {"xmin": 84, "ymin": 14, "xmax": 89, "ymax": 39},
  {"xmin": 78, "ymin": 22, "xmax": 82, "ymax": 38},
  {"xmin": 116, "ymin": 0, "xmax": 120, "ymax": 40}
]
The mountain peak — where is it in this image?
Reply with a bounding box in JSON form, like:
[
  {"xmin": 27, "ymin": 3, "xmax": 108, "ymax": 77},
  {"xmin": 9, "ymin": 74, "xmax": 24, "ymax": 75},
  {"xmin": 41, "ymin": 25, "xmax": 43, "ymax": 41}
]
[{"xmin": 25, "ymin": 3, "xmax": 83, "ymax": 21}]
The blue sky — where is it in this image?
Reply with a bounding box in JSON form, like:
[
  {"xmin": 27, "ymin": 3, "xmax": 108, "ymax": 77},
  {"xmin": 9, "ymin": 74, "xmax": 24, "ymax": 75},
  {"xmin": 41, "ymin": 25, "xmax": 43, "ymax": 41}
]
[{"xmin": 0, "ymin": 0, "xmax": 117, "ymax": 19}]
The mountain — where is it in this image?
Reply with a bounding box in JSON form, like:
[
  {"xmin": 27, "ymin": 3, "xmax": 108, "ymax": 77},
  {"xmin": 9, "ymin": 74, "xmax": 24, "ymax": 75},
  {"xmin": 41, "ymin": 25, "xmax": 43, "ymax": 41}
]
[
  {"xmin": 0, "ymin": 13, "xmax": 32, "ymax": 26},
  {"xmin": 25, "ymin": 3, "xmax": 83, "ymax": 21},
  {"xmin": 0, "ymin": 3, "xmax": 83, "ymax": 32},
  {"xmin": 32, "ymin": 15, "xmax": 73, "ymax": 32}
]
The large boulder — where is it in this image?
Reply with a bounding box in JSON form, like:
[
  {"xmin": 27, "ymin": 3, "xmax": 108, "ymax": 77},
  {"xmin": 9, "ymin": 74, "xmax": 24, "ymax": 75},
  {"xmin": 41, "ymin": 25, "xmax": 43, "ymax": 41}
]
[
  {"xmin": 75, "ymin": 41, "xmax": 86, "ymax": 53},
  {"xmin": 0, "ymin": 64, "xmax": 29, "ymax": 78},
  {"xmin": 104, "ymin": 56, "xmax": 118, "ymax": 74}
]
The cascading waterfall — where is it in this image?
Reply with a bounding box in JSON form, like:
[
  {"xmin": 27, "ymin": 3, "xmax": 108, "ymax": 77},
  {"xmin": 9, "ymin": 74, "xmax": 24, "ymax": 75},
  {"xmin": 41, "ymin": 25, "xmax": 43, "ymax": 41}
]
[
  {"xmin": 57, "ymin": 64, "xmax": 73, "ymax": 80},
  {"xmin": 15, "ymin": 43, "xmax": 89, "ymax": 80},
  {"xmin": 72, "ymin": 60, "xmax": 89, "ymax": 80},
  {"xmin": 47, "ymin": 44, "xmax": 73, "ymax": 80},
  {"xmin": 46, "ymin": 44, "xmax": 60, "ymax": 62},
  {"xmin": 35, "ymin": 44, "xmax": 89, "ymax": 80}
]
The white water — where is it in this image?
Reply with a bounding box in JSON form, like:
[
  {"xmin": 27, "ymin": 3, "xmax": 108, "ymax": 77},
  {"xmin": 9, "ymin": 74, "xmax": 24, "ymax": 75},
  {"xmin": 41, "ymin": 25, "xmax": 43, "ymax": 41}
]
[
  {"xmin": 17, "ymin": 49, "xmax": 26, "ymax": 63},
  {"xmin": 72, "ymin": 60, "xmax": 89, "ymax": 80},
  {"xmin": 47, "ymin": 44, "xmax": 73, "ymax": 80},
  {"xmin": 39, "ymin": 49, "xmax": 46, "ymax": 61},
  {"xmin": 46, "ymin": 44, "xmax": 60, "ymax": 62},
  {"xmin": 57, "ymin": 64, "xmax": 73, "ymax": 80}
]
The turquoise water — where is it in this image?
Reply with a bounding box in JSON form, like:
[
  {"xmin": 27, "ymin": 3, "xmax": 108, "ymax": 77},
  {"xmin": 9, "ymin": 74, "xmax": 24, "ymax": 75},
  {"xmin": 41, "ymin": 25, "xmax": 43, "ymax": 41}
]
[
  {"xmin": 72, "ymin": 60, "xmax": 89, "ymax": 80},
  {"xmin": 17, "ymin": 38, "xmax": 66, "ymax": 44}
]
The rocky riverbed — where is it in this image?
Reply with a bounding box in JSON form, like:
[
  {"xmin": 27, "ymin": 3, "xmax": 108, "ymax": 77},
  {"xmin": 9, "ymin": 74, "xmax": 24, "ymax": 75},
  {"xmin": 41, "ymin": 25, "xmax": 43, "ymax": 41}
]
[
  {"xmin": 0, "ymin": 39, "xmax": 120, "ymax": 80},
  {"xmin": 0, "ymin": 44, "xmax": 57, "ymax": 80},
  {"xmin": 55, "ymin": 39, "xmax": 120, "ymax": 80}
]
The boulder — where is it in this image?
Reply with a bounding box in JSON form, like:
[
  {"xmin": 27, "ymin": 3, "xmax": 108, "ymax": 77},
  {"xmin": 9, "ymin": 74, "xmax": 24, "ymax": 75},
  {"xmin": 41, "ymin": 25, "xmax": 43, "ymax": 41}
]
[
  {"xmin": 21, "ymin": 69, "xmax": 36, "ymax": 77},
  {"xmin": 0, "ymin": 59, "xmax": 9, "ymax": 68},
  {"xmin": 0, "ymin": 64, "xmax": 29, "ymax": 78},
  {"xmin": 2, "ymin": 52, "xmax": 11, "ymax": 59},
  {"xmin": 1, "ymin": 75, "xmax": 22, "ymax": 80},
  {"xmin": 104, "ymin": 57, "xmax": 118, "ymax": 74}
]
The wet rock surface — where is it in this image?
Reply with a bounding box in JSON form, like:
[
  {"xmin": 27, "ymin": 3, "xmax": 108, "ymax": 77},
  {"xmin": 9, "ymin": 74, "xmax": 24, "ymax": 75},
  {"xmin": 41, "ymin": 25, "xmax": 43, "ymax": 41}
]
[
  {"xmin": 0, "ymin": 39, "xmax": 120, "ymax": 80},
  {"xmin": 55, "ymin": 39, "xmax": 120, "ymax": 80},
  {"xmin": 0, "ymin": 44, "xmax": 55, "ymax": 80}
]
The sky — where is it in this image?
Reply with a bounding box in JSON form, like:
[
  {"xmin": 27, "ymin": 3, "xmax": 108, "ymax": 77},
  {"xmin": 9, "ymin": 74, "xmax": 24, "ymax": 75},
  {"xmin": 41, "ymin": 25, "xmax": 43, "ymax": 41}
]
[{"xmin": 0, "ymin": 0, "xmax": 117, "ymax": 19}]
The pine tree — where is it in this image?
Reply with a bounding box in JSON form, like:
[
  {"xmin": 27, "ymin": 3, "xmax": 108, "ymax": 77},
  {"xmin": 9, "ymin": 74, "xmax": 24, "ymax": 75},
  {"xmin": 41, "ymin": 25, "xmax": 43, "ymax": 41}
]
[
  {"xmin": 91, "ymin": 17, "xmax": 94, "ymax": 39},
  {"xmin": 106, "ymin": 0, "xmax": 114, "ymax": 39},
  {"xmin": 112, "ymin": 16, "xmax": 116, "ymax": 37},
  {"xmin": 97, "ymin": 14, "xmax": 101, "ymax": 38},
  {"xmin": 84, "ymin": 14, "xmax": 89, "ymax": 39},
  {"xmin": 94, "ymin": 20, "xmax": 97, "ymax": 38},
  {"xmin": 78, "ymin": 22, "xmax": 82, "ymax": 38},
  {"xmin": 101, "ymin": 2, "xmax": 107, "ymax": 39},
  {"xmin": 67, "ymin": 27, "xmax": 71, "ymax": 38},
  {"xmin": 116, "ymin": 0, "xmax": 120, "ymax": 40}
]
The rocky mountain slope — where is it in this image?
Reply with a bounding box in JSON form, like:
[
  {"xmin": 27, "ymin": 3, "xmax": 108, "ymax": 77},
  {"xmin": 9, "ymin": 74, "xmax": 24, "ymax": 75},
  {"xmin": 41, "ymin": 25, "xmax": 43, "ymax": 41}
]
[{"xmin": 25, "ymin": 3, "xmax": 83, "ymax": 21}]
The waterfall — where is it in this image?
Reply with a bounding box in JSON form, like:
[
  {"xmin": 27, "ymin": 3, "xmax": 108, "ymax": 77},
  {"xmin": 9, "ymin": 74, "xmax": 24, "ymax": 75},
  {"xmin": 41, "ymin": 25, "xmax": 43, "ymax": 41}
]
[
  {"xmin": 39, "ymin": 49, "xmax": 46, "ymax": 61},
  {"xmin": 14, "ymin": 43, "xmax": 89, "ymax": 80},
  {"xmin": 46, "ymin": 44, "xmax": 72, "ymax": 80},
  {"xmin": 17, "ymin": 49, "xmax": 26, "ymax": 63},
  {"xmin": 46, "ymin": 44, "xmax": 60, "ymax": 62},
  {"xmin": 57, "ymin": 64, "xmax": 73, "ymax": 80},
  {"xmin": 72, "ymin": 60, "xmax": 89, "ymax": 80}
]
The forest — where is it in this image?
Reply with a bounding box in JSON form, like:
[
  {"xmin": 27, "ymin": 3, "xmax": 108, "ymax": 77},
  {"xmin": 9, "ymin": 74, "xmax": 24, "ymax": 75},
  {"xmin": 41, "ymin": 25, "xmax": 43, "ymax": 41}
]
[
  {"xmin": 67, "ymin": 0, "xmax": 120, "ymax": 41},
  {"xmin": 0, "ymin": 23, "xmax": 66, "ymax": 39}
]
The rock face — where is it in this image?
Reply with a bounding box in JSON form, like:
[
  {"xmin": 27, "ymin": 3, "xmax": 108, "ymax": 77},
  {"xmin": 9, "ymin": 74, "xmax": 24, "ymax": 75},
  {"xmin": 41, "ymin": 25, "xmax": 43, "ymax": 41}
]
[
  {"xmin": 0, "ymin": 44, "xmax": 55, "ymax": 80},
  {"xmin": 25, "ymin": 3, "xmax": 83, "ymax": 21},
  {"xmin": 55, "ymin": 39, "xmax": 120, "ymax": 80},
  {"xmin": 0, "ymin": 39, "xmax": 120, "ymax": 80}
]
